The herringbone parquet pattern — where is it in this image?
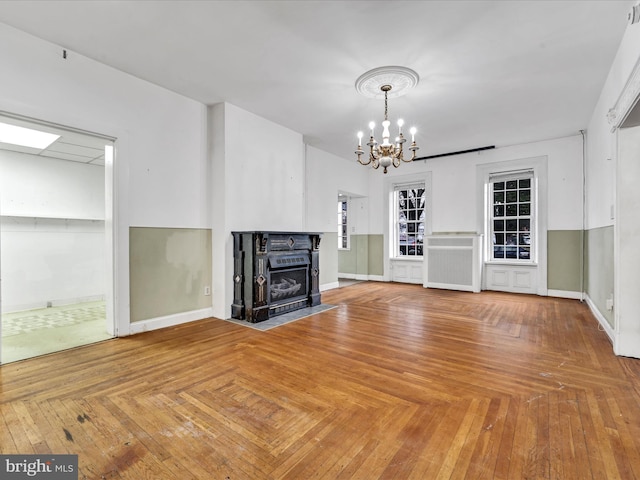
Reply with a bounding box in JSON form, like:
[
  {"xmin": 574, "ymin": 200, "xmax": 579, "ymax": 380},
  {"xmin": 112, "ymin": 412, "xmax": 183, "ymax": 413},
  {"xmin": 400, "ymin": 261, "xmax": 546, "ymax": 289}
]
[{"xmin": 2, "ymin": 282, "xmax": 640, "ymax": 479}]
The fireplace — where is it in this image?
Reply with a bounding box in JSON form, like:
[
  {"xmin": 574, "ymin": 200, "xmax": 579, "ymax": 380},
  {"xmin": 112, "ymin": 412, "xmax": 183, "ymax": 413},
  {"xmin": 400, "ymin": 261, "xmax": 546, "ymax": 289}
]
[{"xmin": 231, "ymin": 231, "xmax": 321, "ymax": 322}]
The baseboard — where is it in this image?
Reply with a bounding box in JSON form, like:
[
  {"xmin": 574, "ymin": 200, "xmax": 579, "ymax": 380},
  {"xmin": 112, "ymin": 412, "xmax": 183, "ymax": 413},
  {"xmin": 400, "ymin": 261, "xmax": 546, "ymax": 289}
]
[
  {"xmin": 584, "ymin": 295, "xmax": 615, "ymax": 344},
  {"xmin": 3, "ymin": 295, "xmax": 106, "ymax": 314},
  {"xmin": 128, "ymin": 307, "xmax": 214, "ymax": 336},
  {"xmin": 547, "ymin": 289, "xmax": 583, "ymax": 300},
  {"xmin": 320, "ymin": 282, "xmax": 340, "ymax": 292},
  {"xmin": 337, "ymin": 273, "xmax": 357, "ymax": 279},
  {"xmin": 367, "ymin": 275, "xmax": 385, "ymax": 282},
  {"xmin": 337, "ymin": 274, "xmax": 385, "ymax": 282}
]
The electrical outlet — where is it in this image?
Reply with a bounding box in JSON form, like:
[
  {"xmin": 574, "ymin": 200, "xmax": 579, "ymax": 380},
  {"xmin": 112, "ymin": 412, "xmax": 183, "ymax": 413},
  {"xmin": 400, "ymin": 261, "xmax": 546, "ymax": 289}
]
[
  {"xmin": 606, "ymin": 296, "xmax": 614, "ymax": 311},
  {"xmin": 204, "ymin": 286, "xmax": 211, "ymax": 296}
]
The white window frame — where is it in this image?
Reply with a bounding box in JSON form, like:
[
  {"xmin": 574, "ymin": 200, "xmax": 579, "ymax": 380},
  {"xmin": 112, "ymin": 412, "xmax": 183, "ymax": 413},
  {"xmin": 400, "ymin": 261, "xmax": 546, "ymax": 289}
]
[
  {"xmin": 476, "ymin": 157, "xmax": 548, "ymax": 295},
  {"xmin": 488, "ymin": 169, "xmax": 535, "ymax": 263},
  {"xmin": 392, "ymin": 183, "xmax": 426, "ymax": 259}
]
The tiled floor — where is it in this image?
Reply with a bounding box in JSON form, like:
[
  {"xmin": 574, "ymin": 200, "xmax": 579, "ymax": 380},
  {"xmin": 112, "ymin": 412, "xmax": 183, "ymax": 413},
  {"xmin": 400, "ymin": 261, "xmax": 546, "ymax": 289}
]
[{"xmin": 1, "ymin": 301, "xmax": 113, "ymax": 364}]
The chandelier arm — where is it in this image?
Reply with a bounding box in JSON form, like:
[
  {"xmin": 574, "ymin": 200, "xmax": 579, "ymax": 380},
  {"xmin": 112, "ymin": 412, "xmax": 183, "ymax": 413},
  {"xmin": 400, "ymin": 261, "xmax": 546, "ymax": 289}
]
[
  {"xmin": 403, "ymin": 143, "xmax": 419, "ymax": 163},
  {"xmin": 357, "ymin": 155, "xmax": 372, "ymax": 166}
]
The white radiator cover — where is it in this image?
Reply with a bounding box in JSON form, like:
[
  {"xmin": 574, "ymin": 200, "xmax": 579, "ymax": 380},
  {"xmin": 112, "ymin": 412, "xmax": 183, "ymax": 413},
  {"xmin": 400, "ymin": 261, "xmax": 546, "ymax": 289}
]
[{"xmin": 424, "ymin": 235, "xmax": 483, "ymax": 292}]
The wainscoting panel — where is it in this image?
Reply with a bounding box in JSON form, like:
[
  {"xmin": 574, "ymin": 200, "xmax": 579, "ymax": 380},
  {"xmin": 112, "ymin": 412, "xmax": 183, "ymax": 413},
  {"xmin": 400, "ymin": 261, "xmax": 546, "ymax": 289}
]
[
  {"xmin": 391, "ymin": 259, "xmax": 423, "ymax": 284},
  {"xmin": 485, "ymin": 263, "xmax": 538, "ymax": 294}
]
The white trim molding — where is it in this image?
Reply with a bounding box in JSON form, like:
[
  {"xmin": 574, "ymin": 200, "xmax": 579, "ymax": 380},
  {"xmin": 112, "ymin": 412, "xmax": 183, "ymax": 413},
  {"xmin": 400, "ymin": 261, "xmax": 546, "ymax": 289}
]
[
  {"xmin": 547, "ymin": 289, "xmax": 583, "ymax": 300},
  {"xmin": 128, "ymin": 307, "xmax": 214, "ymax": 335},
  {"xmin": 607, "ymin": 52, "xmax": 640, "ymax": 130},
  {"xmin": 585, "ymin": 295, "xmax": 615, "ymax": 345},
  {"xmin": 320, "ymin": 281, "xmax": 340, "ymax": 292},
  {"xmin": 476, "ymin": 156, "xmax": 548, "ymax": 296}
]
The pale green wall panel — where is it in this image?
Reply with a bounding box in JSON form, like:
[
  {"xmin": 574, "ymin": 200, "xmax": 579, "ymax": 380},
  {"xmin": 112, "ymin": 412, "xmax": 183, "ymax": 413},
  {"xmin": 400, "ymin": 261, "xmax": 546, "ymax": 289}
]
[
  {"xmin": 338, "ymin": 235, "xmax": 358, "ymax": 274},
  {"xmin": 130, "ymin": 227, "xmax": 212, "ymax": 322},
  {"xmin": 320, "ymin": 232, "xmax": 339, "ymax": 285},
  {"xmin": 337, "ymin": 234, "xmax": 383, "ymax": 276},
  {"xmin": 356, "ymin": 235, "xmax": 369, "ymax": 275},
  {"xmin": 367, "ymin": 234, "xmax": 384, "ymax": 276},
  {"xmin": 585, "ymin": 226, "xmax": 614, "ymax": 327},
  {"xmin": 547, "ymin": 230, "xmax": 582, "ymax": 292}
]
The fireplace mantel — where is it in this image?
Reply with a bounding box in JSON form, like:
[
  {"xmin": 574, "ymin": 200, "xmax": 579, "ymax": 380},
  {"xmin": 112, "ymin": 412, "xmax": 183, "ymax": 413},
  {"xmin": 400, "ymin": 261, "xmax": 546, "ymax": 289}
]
[{"xmin": 231, "ymin": 231, "xmax": 322, "ymax": 322}]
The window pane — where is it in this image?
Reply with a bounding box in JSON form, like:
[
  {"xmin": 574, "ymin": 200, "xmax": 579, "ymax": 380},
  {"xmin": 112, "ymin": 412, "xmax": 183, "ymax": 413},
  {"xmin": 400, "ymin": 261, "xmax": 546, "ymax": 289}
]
[
  {"xmin": 395, "ymin": 185, "xmax": 426, "ymax": 257},
  {"xmin": 338, "ymin": 200, "xmax": 348, "ymax": 248},
  {"xmin": 490, "ymin": 174, "xmax": 534, "ymax": 262}
]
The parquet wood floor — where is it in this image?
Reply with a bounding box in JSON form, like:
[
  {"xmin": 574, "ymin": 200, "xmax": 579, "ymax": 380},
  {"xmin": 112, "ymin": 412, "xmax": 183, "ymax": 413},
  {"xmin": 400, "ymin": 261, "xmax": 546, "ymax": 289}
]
[{"xmin": 2, "ymin": 282, "xmax": 640, "ymax": 479}]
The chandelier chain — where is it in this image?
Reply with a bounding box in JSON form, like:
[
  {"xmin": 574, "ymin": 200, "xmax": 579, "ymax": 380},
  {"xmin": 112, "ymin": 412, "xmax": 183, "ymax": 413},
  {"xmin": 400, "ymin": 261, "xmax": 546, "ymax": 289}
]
[{"xmin": 384, "ymin": 90, "xmax": 388, "ymax": 121}]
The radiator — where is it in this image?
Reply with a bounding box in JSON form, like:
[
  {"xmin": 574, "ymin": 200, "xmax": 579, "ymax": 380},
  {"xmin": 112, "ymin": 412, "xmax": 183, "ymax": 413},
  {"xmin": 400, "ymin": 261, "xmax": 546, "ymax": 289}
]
[{"xmin": 424, "ymin": 235, "xmax": 482, "ymax": 292}]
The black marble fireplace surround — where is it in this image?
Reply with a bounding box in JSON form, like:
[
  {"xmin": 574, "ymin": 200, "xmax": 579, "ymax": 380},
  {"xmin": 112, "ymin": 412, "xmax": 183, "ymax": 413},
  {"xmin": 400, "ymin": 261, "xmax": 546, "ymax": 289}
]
[{"xmin": 231, "ymin": 231, "xmax": 322, "ymax": 323}]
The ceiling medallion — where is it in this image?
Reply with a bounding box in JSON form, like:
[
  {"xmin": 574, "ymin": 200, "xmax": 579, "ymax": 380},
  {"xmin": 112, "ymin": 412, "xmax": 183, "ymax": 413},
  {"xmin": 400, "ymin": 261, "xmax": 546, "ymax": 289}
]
[
  {"xmin": 355, "ymin": 66, "xmax": 420, "ymax": 99},
  {"xmin": 355, "ymin": 66, "xmax": 420, "ymax": 173}
]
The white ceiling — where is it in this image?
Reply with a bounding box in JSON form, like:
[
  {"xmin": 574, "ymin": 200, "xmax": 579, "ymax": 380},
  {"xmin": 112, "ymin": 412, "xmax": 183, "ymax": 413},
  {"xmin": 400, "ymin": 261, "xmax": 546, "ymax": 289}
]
[
  {"xmin": 0, "ymin": 113, "xmax": 108, "ymax": 165},
  {"xmin": 0, "ymin": 1, "xmax": 635, "ymax": 161}
]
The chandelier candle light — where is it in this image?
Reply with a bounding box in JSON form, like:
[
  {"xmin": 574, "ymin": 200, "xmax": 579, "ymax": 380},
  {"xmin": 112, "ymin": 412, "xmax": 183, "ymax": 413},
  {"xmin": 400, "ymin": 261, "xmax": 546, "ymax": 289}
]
[{"xmin": 354, "ymin": 66, "xmax": 420, "ymax": 173}]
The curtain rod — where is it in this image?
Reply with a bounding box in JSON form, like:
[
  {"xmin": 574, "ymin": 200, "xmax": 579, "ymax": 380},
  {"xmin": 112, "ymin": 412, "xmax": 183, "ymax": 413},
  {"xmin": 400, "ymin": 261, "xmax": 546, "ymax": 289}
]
[{"xmin": 414, "ymin": 145, "xmax": 495, "ymax": 161}]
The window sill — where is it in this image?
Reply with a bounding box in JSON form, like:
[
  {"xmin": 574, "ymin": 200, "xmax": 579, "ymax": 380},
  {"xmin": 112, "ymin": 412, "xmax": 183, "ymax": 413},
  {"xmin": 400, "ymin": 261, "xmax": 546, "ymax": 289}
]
[
  {"xmin": 391, "ymin": 257, "xmax": 424, "ymax": 261},
  {"xmin": 485, "ymin": 260, "xmax": 538, "ymax": 267}
]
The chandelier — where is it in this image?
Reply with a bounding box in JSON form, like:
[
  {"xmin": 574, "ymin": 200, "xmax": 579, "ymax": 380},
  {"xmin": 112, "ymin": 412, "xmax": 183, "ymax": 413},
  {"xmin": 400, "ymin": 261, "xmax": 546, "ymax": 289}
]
[{"xmin": 354, "ymin": 66, "xmax": 420, "ymax": 174}]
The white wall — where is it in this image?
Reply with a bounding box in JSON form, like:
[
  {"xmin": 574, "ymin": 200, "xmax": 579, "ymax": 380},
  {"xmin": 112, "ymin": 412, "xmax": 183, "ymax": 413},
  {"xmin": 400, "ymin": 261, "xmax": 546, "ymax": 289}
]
[
  {"xmin": 0, "ymin": 23, "xmax": 208, "ymax": 333},
  {"xmin": 209, "ymin": 103, "xmax": 309, "ymax": 319},
  {"xmin": 1, "ymin": 217, "xmax": 105, "ymax": 312},
  {"xmin": 224, "ymin": 103, "xmax": 305, "ymax": 232},
  {"xmin": 0, "ymin": 151, "xmax": 106, "ymax": 312},
  {"xmin": 366, "ymin": 135, "xmax": 583, "ymax": 235},
  {"xmin": 585, "ymin": 17, "xmax": 640, "ymax": 357},
  {"xmin": 586, "ymin": 19, "xmax": 640, "ymax": 230},
  {"xmin": 305, "ymin": 145, "xmax": 369, "ymax": 233},
  {"xmin": 0, "ymin": 151, "xmax": 104, "ymax": 219}
]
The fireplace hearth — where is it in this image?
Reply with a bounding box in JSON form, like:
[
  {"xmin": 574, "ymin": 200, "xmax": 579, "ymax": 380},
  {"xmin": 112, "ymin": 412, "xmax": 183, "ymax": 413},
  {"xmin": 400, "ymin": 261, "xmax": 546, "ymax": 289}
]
[{"xmin": 231, "ymin": 231, "xmax": 321, "ymax": 323}]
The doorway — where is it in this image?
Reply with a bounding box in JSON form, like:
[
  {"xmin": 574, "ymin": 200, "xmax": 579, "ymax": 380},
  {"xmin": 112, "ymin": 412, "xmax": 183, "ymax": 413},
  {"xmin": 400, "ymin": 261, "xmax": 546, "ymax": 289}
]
[
  {"xmin": 0, "ymin": 113, "xmax": 115, "ymax": 363},
  {"xmin": 615, "ymin": 109, "xmax": 640, "ymax": 359}
]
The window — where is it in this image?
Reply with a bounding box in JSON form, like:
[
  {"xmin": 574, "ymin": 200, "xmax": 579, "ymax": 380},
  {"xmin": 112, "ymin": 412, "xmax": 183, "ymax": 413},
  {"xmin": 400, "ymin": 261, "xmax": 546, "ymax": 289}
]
[
  {"xmin": 338, "ymin": 199, "xmax": 348, "ymax": 249},
  {"xmin": 490, "ymin": 171, "xmax": 533, "ymax": 261},
  {"xmin": 395, "ymin": 184, "xmax": 425, "ymax": 257}
]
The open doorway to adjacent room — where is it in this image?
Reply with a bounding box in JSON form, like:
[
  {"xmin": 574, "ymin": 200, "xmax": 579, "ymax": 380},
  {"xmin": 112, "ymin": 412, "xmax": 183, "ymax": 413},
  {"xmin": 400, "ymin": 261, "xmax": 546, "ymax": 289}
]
[{"xmin": 0, "ymin": 112, "xmax": 115, "ymax": 363}]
